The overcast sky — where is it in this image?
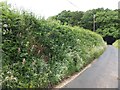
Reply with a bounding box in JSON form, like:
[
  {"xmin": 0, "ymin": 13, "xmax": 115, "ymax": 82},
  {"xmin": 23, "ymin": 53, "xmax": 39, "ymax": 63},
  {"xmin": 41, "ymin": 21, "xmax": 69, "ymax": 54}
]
[{"xmin": 1, "ymin": 0, "xmax": 120, "ymax": 18}]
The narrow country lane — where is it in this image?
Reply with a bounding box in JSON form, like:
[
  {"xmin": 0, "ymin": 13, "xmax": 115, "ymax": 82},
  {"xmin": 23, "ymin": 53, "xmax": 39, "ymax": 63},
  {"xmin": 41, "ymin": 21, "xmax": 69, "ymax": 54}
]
[{"xmin": 63, "ymin": 45, "xmax": 119, "ymax": 88}]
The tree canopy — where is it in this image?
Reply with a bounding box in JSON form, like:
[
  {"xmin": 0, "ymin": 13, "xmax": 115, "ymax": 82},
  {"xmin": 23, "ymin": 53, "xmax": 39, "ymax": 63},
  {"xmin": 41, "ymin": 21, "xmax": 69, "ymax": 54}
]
[{"xmin": 49, "ymin": 8, "xmax": 119, "ymax": 44}]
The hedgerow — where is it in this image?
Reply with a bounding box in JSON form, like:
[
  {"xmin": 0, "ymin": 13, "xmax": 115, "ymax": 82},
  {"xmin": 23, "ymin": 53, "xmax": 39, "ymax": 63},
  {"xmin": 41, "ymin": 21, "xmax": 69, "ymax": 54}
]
[
  {"xmin": 1, "ymin": 2, "xmax": 106, "ymax": 88},
  {"xmin": 113, "ymin": 39, "xmax": 120, "ymax": 49}
]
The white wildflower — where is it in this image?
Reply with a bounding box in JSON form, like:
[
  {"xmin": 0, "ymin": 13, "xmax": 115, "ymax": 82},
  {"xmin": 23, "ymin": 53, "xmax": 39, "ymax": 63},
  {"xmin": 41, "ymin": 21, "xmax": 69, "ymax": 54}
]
[{"xmin": 22, "ymin": 58, "xmax": 26, "ymax": 65}]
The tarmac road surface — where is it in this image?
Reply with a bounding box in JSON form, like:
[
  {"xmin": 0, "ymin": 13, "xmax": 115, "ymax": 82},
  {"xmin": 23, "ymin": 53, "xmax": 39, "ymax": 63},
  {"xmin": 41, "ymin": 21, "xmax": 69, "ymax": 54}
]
[{"xmin": 63, "ymin": 45, "xmax": 119, "ymax": 88}]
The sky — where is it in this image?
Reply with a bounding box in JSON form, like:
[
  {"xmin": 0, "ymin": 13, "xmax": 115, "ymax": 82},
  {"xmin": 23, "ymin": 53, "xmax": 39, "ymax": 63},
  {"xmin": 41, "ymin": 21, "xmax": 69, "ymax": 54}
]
[{"xmin": 1, "ymin": 0, "xmax": 120, "ymax": 18}]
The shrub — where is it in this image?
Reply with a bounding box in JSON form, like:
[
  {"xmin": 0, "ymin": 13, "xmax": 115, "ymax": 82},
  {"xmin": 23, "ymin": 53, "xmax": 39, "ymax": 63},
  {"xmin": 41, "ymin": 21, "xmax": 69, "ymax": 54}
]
[
  {"xmin": 1, "ymin": 2, "xmax": 106, "ymax": 88},
  {"xmin": 113, "ymin": 39, "xmax": 120, "ymax": 49}
]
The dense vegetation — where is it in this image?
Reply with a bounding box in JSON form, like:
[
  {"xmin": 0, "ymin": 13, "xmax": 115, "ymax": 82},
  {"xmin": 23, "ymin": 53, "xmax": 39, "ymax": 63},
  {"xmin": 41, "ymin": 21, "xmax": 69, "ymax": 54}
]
[
  {"xmin": 113, "ymin": 39, "xmax": 120, "ymax": 49},
  {"xmin": 49, "ymin": 8, "xmax": 119, "ymax": 44},
  {"xmin": 1, "ymin": 2, "xmax": 106, "ymax": 88}
]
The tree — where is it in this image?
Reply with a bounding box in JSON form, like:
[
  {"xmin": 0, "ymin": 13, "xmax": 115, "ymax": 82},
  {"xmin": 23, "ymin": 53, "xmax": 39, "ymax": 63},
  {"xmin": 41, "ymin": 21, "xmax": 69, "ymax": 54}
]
[
  {"xmin": 49, "ymin": 10, "xmax": 84, "ymax": 26},
  {"xmin": 48, "ymin": 8, "xmax": 119, "ymax": 44}
]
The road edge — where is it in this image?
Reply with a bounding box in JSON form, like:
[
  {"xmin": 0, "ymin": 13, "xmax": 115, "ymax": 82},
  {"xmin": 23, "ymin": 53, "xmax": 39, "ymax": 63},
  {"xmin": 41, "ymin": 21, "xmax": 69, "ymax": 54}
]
[{"xmin": 54, "ymin": 58, "xmax": 97, "ymax": 88}]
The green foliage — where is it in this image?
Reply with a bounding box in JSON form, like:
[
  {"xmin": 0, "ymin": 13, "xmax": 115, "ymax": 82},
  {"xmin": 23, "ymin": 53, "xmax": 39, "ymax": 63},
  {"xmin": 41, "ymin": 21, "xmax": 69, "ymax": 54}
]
[
  {"xmin": 51, "ymin": 8, "xmax": 119, "ymax": 41},
  {"xmin": 2, "ymin": 57, "xmax": 50, "ymax": 88},
  {"xmin": 81, "ymin": 8, "xmax": 119, "ymax": 39},
  {"xmin": 49, "ymin": 10, "xmax": 84, "ymax": 26},
  {"xmin": 1, "ymin": 2, "xmax": 106, "ymax": 88},
  {"xmin": 113, "ymin": 39, "xmax": 120, "ymax": 49},
  {"xmin": 95, "ymin": 10, "xmax": 119, "ymax": 39}
]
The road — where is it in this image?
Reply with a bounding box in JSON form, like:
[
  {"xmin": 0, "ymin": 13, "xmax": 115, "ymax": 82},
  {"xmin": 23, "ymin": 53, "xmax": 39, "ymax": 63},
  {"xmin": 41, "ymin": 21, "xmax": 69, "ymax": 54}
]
[{"xmin": 63, "ymin": 45, "xmax": 119, "ymax": 88}]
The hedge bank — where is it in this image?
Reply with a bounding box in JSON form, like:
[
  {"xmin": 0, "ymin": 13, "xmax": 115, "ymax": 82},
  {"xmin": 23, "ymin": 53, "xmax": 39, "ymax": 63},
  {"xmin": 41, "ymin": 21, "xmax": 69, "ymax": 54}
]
[
  {"xmin": 113, "ymin": 39, "xmax": 120, "ymax": 49},
  {"xmin": 1, "ymin": 2, "xmax": 106, "ymax": 88}
]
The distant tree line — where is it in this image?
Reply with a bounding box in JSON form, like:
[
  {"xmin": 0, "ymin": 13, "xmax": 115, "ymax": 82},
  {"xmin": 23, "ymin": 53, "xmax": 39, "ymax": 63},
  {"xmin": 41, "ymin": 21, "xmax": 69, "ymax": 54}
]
[{"xmin": 48, "ymin": 8, "xmax": 120, "ymax": 44}]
